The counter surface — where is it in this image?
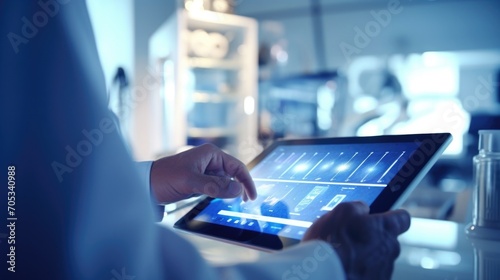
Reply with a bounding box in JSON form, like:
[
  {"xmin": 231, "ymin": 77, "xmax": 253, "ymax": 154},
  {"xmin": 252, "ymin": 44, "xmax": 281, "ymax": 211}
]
[{"xmin": 161, "ymin": 206, "xmax": 500, "ymax": 279}]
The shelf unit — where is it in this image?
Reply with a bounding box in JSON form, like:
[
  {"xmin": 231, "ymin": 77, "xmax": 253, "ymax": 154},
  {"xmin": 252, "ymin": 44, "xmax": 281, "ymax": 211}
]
[{"xmin": 149, "ymin": 9, "xmax": 259, "ymax": 162}]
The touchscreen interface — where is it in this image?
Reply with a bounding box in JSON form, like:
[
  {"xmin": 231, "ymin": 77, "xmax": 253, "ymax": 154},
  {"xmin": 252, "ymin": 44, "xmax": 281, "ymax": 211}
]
[{"xmin": 192, "ymin": 141, "xmax": 420, "ymax": 240}]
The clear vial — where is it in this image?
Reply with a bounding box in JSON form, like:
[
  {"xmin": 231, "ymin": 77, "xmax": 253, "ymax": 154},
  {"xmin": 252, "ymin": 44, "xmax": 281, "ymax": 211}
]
[{"xmin": 467, "ymin": 130, "xmax": 500, "ymax": 239}]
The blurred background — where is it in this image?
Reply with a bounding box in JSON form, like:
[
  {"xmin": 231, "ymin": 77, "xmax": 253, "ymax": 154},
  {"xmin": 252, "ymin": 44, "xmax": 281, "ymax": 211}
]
[{"xmin": 86, "ymin": 0, "xmax": 500, "ymax": 224}]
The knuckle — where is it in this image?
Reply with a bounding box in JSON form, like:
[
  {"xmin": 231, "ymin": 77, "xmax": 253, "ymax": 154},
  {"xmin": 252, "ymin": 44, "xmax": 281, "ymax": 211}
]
[
  {"xmin": 229, "ymin": 162, "xmax": 242, "ymax": 173},
  {"xmin": 201, "ymin": 143, "xmax": 218, "ymax": 151}
]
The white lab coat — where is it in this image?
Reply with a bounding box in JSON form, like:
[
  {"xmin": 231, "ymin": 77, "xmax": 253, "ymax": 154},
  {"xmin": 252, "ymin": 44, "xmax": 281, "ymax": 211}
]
[{"xmin": 0, "ymin": 1, "xmax": 345, "ymax": 279}]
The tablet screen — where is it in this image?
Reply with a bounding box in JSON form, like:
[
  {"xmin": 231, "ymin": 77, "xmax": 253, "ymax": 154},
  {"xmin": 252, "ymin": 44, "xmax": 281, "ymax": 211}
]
[
  {"xmin": 175, "ymin": 133, "xmax": 452, "ymax": 250},
  {"xmin": 191, "ymin": 141, "xmax": 419, "ymax": 241}
]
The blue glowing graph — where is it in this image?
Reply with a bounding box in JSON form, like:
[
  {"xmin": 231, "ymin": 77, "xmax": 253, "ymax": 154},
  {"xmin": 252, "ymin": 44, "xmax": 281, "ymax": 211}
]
[{"xmin": 193, "ymin": 141, "xmax": 419, "ymax": 240}]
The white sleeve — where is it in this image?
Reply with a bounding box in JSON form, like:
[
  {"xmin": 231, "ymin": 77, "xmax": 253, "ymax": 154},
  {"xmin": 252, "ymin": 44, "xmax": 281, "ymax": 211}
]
[
  {"xmin": 130, "ymin": 152, "xmax": 346, "ymax": 279},
  {"xmin": 135, "ymin": 161, "xmax": 153, "ymax": 189},
  {"xmin": 156, "ymin": 225, "xmax": 346, "ymax": 280},
  {"xmin": 0, "ymin": 2, "xmax": 346, "ymax": 279},
  {"xmin": 135, "ymin": 160, "xmax": 165, "ymax": 220},
  {"xmin": 214, "ymin": 240, "xmax": 346, "ymax": 280}
]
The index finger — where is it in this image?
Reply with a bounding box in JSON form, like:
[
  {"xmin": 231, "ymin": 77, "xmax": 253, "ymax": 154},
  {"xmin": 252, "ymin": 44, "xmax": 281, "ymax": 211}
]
[
  {"xmin": 203, "ymin": 149, "xmax": 257, "ymax": 200},
  {"xmin": 219, "ymin": 152, "xmax": 257, "ymax": 200},
  {"xmin": 201, "ymin": 144, "xmax": 257, "ymax": 200}
]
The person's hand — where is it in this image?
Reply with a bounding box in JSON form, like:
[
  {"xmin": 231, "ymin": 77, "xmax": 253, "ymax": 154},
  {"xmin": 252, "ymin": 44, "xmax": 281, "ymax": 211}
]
[
  {"xmin": 150, "ymin": 143, "xmax": 257, "ymax": 204},
  {"xmin": 303, "ymin": 201, "xmax": 411, "ymax": 280}
]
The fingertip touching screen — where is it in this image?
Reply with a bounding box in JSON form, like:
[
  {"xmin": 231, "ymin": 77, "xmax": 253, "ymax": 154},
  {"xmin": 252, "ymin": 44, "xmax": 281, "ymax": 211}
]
[{"xmin": 175, "ymin": 133, "xmax": 452, "ymax": 251}]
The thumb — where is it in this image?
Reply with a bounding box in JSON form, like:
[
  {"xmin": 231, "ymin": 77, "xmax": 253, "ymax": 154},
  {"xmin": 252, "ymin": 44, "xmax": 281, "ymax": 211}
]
[{"xmin": 194, "ymin": 174, "xmax": 243, "ymax": 198}]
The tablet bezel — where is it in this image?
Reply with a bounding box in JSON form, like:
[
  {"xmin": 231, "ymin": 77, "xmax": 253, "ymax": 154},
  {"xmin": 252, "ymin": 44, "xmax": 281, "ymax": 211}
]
[{"xmin": 174, "ymin": 133, "xmax": 452, "ymax": 251}]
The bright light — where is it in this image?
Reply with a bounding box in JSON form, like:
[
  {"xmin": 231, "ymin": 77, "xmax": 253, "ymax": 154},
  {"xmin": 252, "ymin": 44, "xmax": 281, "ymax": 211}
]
[
  {"xmin": 276, "ymin": 51, "xmax": 288, "ymax": 64},
  {"xmin": 337, "ymin": 164, "xmax": 349, "ymax": 171},
  {"xmin": 317, "ymin": 110, "xmax": 332, "ymax": 130},
  {"xmin": 405, "ymin": 52, "xmax": 459, "ymax": 97},
  {"xmin": 212, "ymin": 0, "xmax": 229, "ymax": 12},
  {"xmin": 317, "ymin": 86, "xmax": 335, "ymax": 109},
  {"xmin": 422, "ymin": 52, "xmax": 452, "ymax": 68},
  {"xmin": 406, "ymin": 248, "xmax": 461, "ymax": 270},
  {"xmin": 391, "ymin": 99, "xmax": 469, "ymax": 156},
  {"xmin": 353, "ymin": 96, "xmax": 378, "ymax": 113},
  {"xmin": 244, "ymin": 96, "xmax": 255, "ymax": 115},
  {"xmin": 321, "ymin": 163, "xmax": 332, "ymax": 169},
  {"xmin": 293, "ymin": 164, "xmax": 309, "ymax": 172},
  {"xmin": 399, "ymin": 218, "xmax": 458, "ymax": 249},
  {"xmin": 420, "ymin": 256, "xmax": 438, "ymax": 270},
  {"xmin": 271, "ymin": 44, "xmax": 288, "ymax": 64},
  {"xmin": 185, "ymin": 0, "xmax": 205, "ymax": 12}
]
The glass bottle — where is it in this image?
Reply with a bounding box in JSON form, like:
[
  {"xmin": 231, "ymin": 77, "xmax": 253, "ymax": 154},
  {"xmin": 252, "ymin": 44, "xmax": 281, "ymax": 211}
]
[{"xmin": 467, "ymin": 130, "xmax": 500, "ymax": 239}]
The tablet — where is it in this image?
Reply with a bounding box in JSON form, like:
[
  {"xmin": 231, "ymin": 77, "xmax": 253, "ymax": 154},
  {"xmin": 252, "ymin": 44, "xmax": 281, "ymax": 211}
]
[{"xmin": 174, "ymin": 133, "xmax": 452, "ymax": 251}]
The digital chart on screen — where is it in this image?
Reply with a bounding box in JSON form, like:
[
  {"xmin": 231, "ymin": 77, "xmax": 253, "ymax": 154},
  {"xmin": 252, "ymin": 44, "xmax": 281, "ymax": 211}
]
[{"xmin": 193, "ymin": 142, "xmax": 419, "ymax": 240}]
